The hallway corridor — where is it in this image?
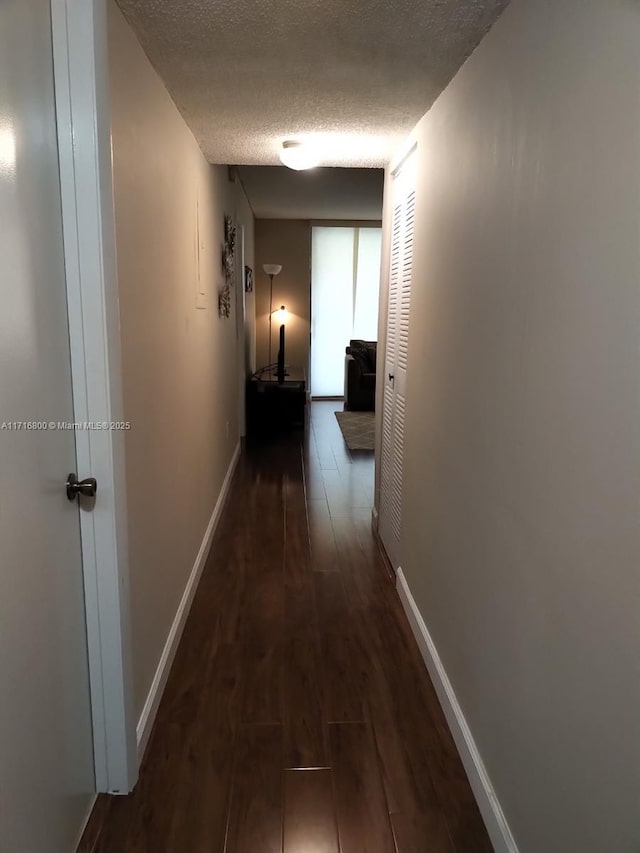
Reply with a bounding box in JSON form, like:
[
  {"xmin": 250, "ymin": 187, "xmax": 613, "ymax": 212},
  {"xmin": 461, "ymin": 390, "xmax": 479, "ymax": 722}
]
[{"xmin": 81, "ymin": 402, "xmax": 491, "ymax": 853}]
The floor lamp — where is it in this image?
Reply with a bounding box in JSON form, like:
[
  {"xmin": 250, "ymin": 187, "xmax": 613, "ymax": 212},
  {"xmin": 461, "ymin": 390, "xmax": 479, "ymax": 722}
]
[{"xmin": 262, "ymin": 263, "xmax": 282, "ymax": 374}]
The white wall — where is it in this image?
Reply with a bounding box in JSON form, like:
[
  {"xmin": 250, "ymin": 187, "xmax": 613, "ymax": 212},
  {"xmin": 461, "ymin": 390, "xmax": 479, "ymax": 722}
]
[
  {"xmin": 379, "ymin": 1, "xmax": 640, "ymax": 850},
  {"xmin": 237, "ymin": 185, "xmax": 256, "ymax": 374},
  {"xmin": 108, "ymin": 2, "xmax": 254, "ymax": 724}
]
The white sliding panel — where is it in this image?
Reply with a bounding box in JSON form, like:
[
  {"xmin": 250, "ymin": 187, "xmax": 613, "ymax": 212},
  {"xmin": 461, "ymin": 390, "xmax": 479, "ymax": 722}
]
[
  {"xmin": 311, "ymin": 227, "xmax": 355, "ymax": 396},
  {"xmin": 353, "ymin": 227, "xmax": 382, "ymax": 341}
]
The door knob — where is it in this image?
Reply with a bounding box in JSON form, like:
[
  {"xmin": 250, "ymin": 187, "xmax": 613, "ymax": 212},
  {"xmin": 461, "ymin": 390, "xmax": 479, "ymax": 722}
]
[{"xmin": 66, "ymin": 473, "xmax": 97, "ymax": 501}]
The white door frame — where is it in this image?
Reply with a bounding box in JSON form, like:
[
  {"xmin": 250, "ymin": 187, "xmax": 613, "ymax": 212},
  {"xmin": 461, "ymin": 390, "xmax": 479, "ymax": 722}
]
[{"xmin": 51, "ymin": 0, "xmax": 137, "ymax": 793}]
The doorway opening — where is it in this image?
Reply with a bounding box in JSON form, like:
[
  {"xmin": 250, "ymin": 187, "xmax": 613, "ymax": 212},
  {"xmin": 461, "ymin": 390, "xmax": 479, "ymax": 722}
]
[{"xmin": 310, "ymin": 225, "xmax": 382, "ymax": 399}]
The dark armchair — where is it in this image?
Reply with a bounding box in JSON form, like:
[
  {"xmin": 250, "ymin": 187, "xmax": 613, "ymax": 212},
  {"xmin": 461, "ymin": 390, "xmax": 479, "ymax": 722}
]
[{"xmin": 344, "ymin": 339, "xmax": 377, "ymax": 411}]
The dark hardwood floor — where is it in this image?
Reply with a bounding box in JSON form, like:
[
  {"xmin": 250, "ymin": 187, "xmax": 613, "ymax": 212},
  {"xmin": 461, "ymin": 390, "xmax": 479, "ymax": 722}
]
[{"xmin": 79, "ymin": 401, "xmax": 492, "ymax": 853}]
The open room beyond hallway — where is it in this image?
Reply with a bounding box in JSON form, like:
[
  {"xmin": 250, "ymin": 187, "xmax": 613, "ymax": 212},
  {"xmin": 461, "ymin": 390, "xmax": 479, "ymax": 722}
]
[
  {"xmin": 310, "ymin": 226, "xmax": 382, "ymax": 398},
  {"xmin": 79, "ymin": 402, "xmax": 490, "ymax": 852}
]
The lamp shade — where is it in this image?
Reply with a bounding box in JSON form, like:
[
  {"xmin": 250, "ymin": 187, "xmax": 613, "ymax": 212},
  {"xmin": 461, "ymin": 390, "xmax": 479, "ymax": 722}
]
[
  {"xmin": 274, "ymin": 305, "xmax": 287, "ymax": 324},
  {"xmin": 262, "ymin": 263, "xmax": 282, "ymax": 276}
]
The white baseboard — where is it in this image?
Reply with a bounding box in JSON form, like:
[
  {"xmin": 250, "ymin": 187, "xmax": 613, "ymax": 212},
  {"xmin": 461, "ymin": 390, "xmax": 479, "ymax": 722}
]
[
  {"xmin": 74, "ymin": 793, "xmax": 97, "ymax": 851},
  {"xmin": 136, "ymin": 442, "xmax": 241, "ymax": 762},
  {"xmin": 396, "ymin": 567, "xmax": 519, "ymax": 853}
]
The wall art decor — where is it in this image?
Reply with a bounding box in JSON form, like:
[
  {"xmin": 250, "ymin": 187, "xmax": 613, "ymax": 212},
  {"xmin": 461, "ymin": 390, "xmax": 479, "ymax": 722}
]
[
  {"xmin": 218, "ymin": 285, "xmax": 231, "ymax": 318},
  {"xmin": 218, "ymin": 214, "xmax": 236, "ymax": 318},
  {"xmin": 244, "ymin": 265, "xmax": 253, "ymax": 293}
]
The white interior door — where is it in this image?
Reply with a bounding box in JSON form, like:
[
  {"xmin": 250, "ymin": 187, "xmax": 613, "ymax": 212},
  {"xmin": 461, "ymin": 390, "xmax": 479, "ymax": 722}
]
[
  {"xmin": 379, "ymin": 152, "xmax": 416, "ymax": 569},
  {"xmin": 0, "ymin": 3, "xmax": 95, "ymax": 849}
]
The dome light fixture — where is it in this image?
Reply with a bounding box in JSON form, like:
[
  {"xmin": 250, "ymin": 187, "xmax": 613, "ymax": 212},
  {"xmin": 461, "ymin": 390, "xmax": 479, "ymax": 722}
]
[{"xmin": 279, "ymin": 140, "xmax": 320, "ymax": 171}]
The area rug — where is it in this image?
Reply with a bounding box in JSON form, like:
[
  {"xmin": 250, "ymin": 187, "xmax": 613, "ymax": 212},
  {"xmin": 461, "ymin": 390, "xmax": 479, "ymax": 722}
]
[{"xmin": 335, "ymin": 410, "xmax": 375, "ymax": 451}]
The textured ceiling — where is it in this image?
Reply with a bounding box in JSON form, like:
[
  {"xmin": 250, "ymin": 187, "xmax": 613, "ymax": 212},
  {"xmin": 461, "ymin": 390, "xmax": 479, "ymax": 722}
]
[
  {"xmin": 116, "ymin": 0, "xmax": 510, "ymax": 167},
  {"xmin": 238, "ymin": 166, "xmax": 384, "ymax": 220}
]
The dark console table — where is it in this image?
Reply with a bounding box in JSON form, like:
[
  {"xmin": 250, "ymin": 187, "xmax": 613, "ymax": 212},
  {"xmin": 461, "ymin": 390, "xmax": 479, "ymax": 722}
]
[{"xmin": 246, "ymin": 369, "xmax": 306, "ymax": 435}]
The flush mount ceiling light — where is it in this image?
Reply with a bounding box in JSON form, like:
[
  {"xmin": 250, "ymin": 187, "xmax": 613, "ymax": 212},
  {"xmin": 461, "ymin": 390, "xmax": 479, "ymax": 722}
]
[{"xmin": 279, "ymin": 140, "xmax": 320, "ymax": 171}]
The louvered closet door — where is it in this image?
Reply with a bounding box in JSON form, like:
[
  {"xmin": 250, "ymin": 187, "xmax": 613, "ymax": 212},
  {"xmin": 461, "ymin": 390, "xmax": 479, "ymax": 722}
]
[{"xmin": 379, "ymin": 153, "xmax": 416, "ymax": 570}]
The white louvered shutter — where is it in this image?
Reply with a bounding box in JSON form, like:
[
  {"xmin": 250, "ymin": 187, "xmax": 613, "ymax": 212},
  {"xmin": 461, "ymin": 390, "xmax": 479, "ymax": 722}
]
[
  {"xmin": 379, "ymin": 202, "xmax": 402, "ymax": 540},
  {"xmin": 379, "ymin": 156, "xmax": 416, "ymax": 569}
]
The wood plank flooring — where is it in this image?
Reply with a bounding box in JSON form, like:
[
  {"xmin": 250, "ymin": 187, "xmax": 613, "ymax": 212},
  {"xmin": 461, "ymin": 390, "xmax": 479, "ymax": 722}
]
[{"xmin": 79, "ymin": 401, "xmax": 492, "ymax": 853}]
